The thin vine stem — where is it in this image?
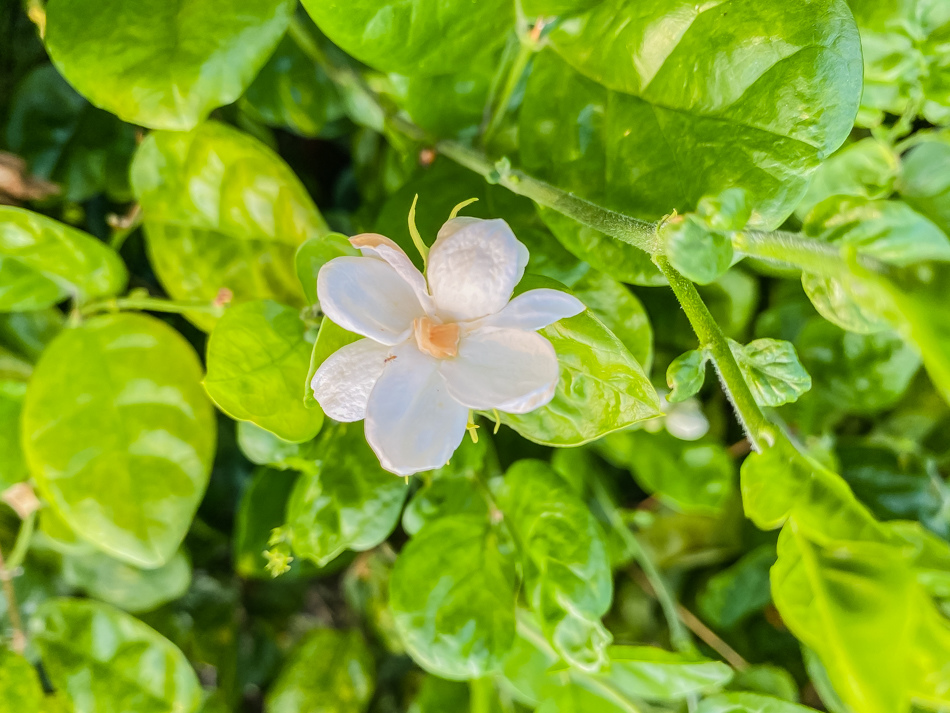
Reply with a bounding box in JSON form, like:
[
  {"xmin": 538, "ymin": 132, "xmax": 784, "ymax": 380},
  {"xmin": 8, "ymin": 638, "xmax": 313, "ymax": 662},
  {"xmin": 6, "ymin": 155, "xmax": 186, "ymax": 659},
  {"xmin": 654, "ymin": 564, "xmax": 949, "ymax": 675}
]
[
  {"xmin": 80, "ymin": 295, "xmax": 227, "ymax": 319},
  {"xmin": 0, "ymin": 544, "xmax": 26, "ymax": 654}
]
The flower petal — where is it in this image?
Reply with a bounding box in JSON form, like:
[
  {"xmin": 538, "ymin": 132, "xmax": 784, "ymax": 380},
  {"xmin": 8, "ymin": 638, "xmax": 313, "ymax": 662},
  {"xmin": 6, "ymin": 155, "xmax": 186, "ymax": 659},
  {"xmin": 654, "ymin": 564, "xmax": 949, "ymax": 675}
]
[
  {"xmin": 474, "ymin": 288, "xmax": 585, "ymax": 331},
  {"xmin": 427, "ymin": 217, "xmax": 528, "ymax": 322},
  {"xmin": 350, "ymin": 233, "xmax": 435, "ymax": 313},
  {"xmin": 364, "ymin": 344, "xmax": 470, "ymax": 475},
  {"xmin": 310, "ymin": 338, "xmax": 392, "ymax": 422},
  {"xmin": 317, "ymin": 256, "xmax": 425, "ymax": 345},
  {"xmin": 440, "ymin": 327, "xmax": 559, "ymax": 413}
]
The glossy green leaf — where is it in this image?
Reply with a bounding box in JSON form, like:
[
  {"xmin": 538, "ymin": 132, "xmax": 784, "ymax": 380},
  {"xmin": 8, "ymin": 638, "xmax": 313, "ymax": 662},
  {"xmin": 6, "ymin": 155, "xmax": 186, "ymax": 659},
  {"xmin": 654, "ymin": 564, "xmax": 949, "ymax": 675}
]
[
  {"xmin": 601, "ymin": 430, "xmax": 734, "ymax": 514},
  {"xmin": 45, "ymin": 0, "xmax": 295, "ymax": 130},
  {"xmin": 900, "ymin": 136, "xmax": 950, "ymax": 237},
  {"xmin": 266, "ymin": 628, "xmax": 375, "ymax": 713},
  {"xmin": 236, "ymin": 420, "xmax": 320, "ymax": 469},
  {"xmin": 32, "ymin": 597, "xmax": 202, "ymax": 713},
  {"xmin": 794, "ymin": 318, "xmax": 920, "ymax": 413},
  {"xmin": 0, "ymin": 206, "xmax": 127, "ymax": 312},
  {"xmin": 499, "ymin": 460, "xmax": 612, "ymax": 671},
  {"xmin": 240, "ymin": 35, "xmax": 342, "ymax": 138},
  {"xmin": 728, "ymin": 665, "xmax": 800, "ymax": 703},
  {"xmin": 5, "ymin": 64, "xmax": 137, "ymax": 202},
  {"xmin": 523, "ymin": 0, "xmax": 862, "ymax": 229},
  {"xmin": 590, "ymin": 645, "xmax": 733, "ymax": 701},
  {"xmin": 0, "ymin": 380, "xmax": 28, "ymax": 490},
  {"xmin": 0, "ymin": 648, "xmax": 44, "ymax": 712},
  {"xmin": 302, "ymin": 0, "xmax": 513, "ymax": 75},
  {"xmin": 664, "ymin": 217, "xmax": 734, "ymax": 285},
  {"xmin": 729, "ymin": 338, "xmax": 812, "ymax": 407},
  {"xmin": 22, "ymin": 313, "xmax": 216, "ymax": 567},
  {"xmin": 569, "ymin": 270, "xmax": 654, "ymax": 371},
  {"xmin": 131, "ymin": 121, "xmax": 328, "ymax": 330},
  {"xmin": 804, "ymin": 196, "xmax": 950, "ymax": 267},
  {"xmin": 390, "ymin": 515, "xmax": 517, "ymax": 680},
  {"xmin": 697, "ymin": 545, "xmax": 776, "ymax": 629},
  {"xmin": 498, "ymin": 310, "xmax": 661, "ymax": 445},
  {"xmin": 796, "ymin": 138, "xmax": 900, "ymax": 218},
  {"xmin": 697, "ymin": 692, "xmax": 818, "ymax": 713},
  {"xmin": 343, "ymin": 548, "xmax": 404, "ymax": 654},
  {"xmin": 403, "ymin": 476, "xmax": 487, "ymax": 538},
  {"xmin": 295, "ymin": 233, "xmax": 358, "ymax": 306},
  {"xmin": 205, "ymin": 300, "xmax": 323, "ymax": 443},
  {"xmin": 667, "ymin": 349, "xmax": 709, "ymax": 403},
  {"xmin": 61, "ymin": 549, "xmax": 191, "ymax": 614},
  {"xmin": 234, "ymin": 467, "xmax": 301, "ymax": 578},
  {"xmin": 287, "ymin": 423, "xmax": 408, "ymax": 567}
]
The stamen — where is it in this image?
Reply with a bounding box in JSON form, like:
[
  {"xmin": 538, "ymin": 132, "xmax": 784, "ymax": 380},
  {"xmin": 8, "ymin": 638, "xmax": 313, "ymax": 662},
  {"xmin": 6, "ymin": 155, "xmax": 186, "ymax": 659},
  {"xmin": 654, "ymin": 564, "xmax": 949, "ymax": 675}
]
[{"xmin": 413, "ymin": 317, "xmax": 460, "ymax": 359}]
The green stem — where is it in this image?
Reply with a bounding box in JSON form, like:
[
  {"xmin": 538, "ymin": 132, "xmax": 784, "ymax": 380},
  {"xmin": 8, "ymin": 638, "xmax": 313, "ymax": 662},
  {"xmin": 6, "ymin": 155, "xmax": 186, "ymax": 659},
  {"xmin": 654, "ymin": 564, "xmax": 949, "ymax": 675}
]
[
  {"xmin": 483, "ymin": 39, "xmax": 534, "ymax": 144},
  {"xmin": 591, "ymin": 477, "xmax": 694, "ymax": 654},
  {"xmin": 7, "ymin": 511, "xmax": 36, "ymax": 573},
  {"xmin": 80, "ymin": 295, "xmax": 226, "ymax": 318},
  {"xmin": 655, "ymin": 256, "xmax": 775, "ymax": 450}
]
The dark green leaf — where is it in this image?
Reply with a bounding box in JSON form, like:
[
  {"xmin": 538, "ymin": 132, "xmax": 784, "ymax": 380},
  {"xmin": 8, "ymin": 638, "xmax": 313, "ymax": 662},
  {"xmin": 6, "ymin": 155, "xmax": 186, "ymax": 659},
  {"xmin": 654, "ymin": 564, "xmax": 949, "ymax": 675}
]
[
  {"xmin": 234, "ymin": 467, "xmax": 301, "ymax": 578},
  {"xmin": 45, "ymin": 0, "xmax": 295, "ymax": 130},
  {"xmin": 499, "ymin": 460, "xmax": 612, "ymax": 671},
  {"xmin": 390, "ymin": 515, "xmax": 517, "ymax": 679},
  {"xmin": 667, "ymin": 349, "xmax": 709, "ymax": 403},
  {"xmin": 697, "ymin": 545, "xmax": 776, "ymax": 629},
  {"xmin": 287, "ymin": 423, "xmax": 408, "ymax": 567},
  {"xmin": 22, "ymin": 313, "xmax": 216, "ymax": 567},
  {"xmin": 797, "ymin": 138, "xmax": 900, "ymax": 218},
  {"xmin": 205, "ymin": 300, "xmax": 323, "ymax": 443},
  {"xmin": 266, "ymin": 628, "xmax": 375, "ymax": 713},
  {"xmin": 900, "ymin": 136, "xmax": 950, "ymax": 237}
]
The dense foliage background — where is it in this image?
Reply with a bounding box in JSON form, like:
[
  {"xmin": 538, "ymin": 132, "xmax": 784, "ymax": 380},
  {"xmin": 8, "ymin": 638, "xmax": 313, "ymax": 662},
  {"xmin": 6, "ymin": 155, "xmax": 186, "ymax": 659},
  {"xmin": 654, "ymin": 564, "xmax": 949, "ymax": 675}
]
[{"xmin": 1, "ymin": 0, "xmax": 950, "ymax": 712}]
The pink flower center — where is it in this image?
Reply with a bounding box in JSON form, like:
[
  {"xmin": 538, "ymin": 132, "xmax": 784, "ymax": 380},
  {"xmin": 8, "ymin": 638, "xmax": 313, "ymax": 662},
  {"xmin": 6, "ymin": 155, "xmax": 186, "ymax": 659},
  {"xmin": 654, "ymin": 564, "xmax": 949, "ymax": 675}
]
[{"xmin": 413, "ymin": 316, "xmax": 460, "ymax": 359}]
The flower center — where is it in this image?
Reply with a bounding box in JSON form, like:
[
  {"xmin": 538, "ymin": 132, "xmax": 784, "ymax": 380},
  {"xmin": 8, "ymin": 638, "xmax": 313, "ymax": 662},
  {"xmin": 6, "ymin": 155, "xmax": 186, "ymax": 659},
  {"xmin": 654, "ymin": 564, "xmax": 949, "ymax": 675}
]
[{"xmin": 413, "ymin": 316, "xmax": 460, "ymax": 359}]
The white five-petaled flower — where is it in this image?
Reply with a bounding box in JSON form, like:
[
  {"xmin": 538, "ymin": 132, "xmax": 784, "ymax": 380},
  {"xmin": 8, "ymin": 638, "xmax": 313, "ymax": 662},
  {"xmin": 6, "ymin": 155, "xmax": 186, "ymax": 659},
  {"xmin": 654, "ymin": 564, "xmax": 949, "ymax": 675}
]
[{"xmin": 311, "ymin": 217, "xmax": 585, "ymax": 475}]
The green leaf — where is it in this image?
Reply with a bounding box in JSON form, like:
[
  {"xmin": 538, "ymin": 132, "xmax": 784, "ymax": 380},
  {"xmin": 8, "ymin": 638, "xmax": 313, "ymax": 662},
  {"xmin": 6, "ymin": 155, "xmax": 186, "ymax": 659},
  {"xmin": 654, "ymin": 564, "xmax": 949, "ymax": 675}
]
[
  {"xmin": 523, "ymin": 0, "xmax": 862, "ymax": 229},
  {"xmin": 287, "ymin": 423, "xmax": 408, "ymax": 567},
  {"xmin": 804, "ymin": 196, "xmax": 950, "ymax": 267},
  {"xmin": 234, "ymin": 467, "xmax": 301, "ymax": 579},
  {"xmin": 664, "ymin": 216, "xmax": 734, "ymax": 285},
  {"xmin": 900, "ymin": 136, "xmax": 950, "ymax": 237},
  {"xmin": 301, "ymin": 0, "xmax": 513, "ymax": 75},
  {"xmin": 343, "ymin": 548, "xmax": 404, "ymax": 654},
  {"xmin": 728, "ymin": 665, "xmax": 800, "ymax": 703},
  {"xmin": 130, "ymin": 120, "xmax": 327, "ymax": 330},
  {"xmin": 390, "ymin": 515, "xmax": 518, "ymax": 679},
  {"xmin": 45, "ymin": 0, "xmax": 295, "ymax": 130},
  {"xmin": 61, "ymin": 549, "xmax": 191, "ymax": 614},
  {"xmin": 304, "ymin": 317, "xmax": 361, "ymax": 408},
  {"xmin": 32, "ymin": 597, "xmax": 202, "ymax": 713},
  {"xmin": 848, "ymin": 0, "xmax": 950, "ymax": 127},
  {"xmin": 667, "ymin": 349, "xmax": 709, "ymax": 403},
  {"xmin": 408, "ymin": 675, "xmax": 470, "ymax": 713},
  {"xmin": 204, "ymin": 300, "xmax": 323, "ymax": 443},
  {"xmin": 0, "ymin": 308, "xmax": 64, "ymax": 362},
  {"xmin": 569, "ymin": 270, "xmax": 654, "ymax": 371},
  {"xmin": 600, "ymin": 430, "xmax": 734, "ymax": 514},
  {"xmin": 5, "ymin": 64, "xmax": 137, "ymax": 202},
  {"xmin": 498, "ymin": 310, "xmax": 661, "ymax": 446},
  {"xmin": 22, "ymin": 313, "xmax": 216, "ymax": 567},
  {"xmin": 499, "ymin": 460, "xmax": 612, "ymax": 671},
  {"xmin": 729, "ymin": 338, "xmax": 812, "ymax": 407},
  {"xmin": 0, "ymin": 206, "xmax": 127, "ymax": 312},
  {"xmin": 697, "ymin": 691, "xmax": 818, "ymax": 713},
  {"xmin": 240, "ymin": 34, "xmax": 343, "ymax": 138},
  {"xmin": 0, "ymin": 648, "xmax": 44, "ymax": 712},
  {"xmin": 295, "ymin": 234, "xmax": 359, "ymax": 306},
  {"xmin": 236, "ymin": 420, "xmax": 320, "ymax": 469},
  {"xmin": 0, "ymin": 380, "xmax": 28, "ymax": 489},
  {"xmin": 266, "ymin": 628, "xmax": 375, "ymax": 713},
  {"xmin": 590, "ymin": 645, "xmax": 733, "ymax": 701},
  {"xmin": 796, "ymin": 138, "xmax": 900, "ymax": 218},
  {"xmin": 794, "ymin": 318, "xmax": 920, "ymax": 414},
  {"xmin": 696, "ymin": 545, "xmax": 776, "ymax": 629}
]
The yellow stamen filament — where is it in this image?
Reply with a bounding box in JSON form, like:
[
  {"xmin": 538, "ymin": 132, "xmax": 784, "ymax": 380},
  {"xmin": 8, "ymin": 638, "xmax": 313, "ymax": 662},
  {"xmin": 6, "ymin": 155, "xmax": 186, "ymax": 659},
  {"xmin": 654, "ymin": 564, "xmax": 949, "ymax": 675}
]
[{"xmin": 413, "ymin": 317, "xmax": 460, "ymax": 359}]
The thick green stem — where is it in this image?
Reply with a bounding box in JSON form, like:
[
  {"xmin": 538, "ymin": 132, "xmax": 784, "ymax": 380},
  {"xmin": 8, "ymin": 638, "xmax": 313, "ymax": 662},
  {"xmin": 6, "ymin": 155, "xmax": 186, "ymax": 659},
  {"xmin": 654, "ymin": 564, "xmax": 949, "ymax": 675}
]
[{"xmin": 655, "ymin": 256, "xmax": 775, "ymax": 451}]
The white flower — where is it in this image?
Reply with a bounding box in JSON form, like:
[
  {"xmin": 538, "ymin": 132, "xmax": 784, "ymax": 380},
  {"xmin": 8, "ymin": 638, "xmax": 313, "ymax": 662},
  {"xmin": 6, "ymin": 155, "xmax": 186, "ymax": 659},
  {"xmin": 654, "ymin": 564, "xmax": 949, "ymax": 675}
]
[{"xmin": 310, "ymin": 217, "xmax": 585, "ymax": 475}]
